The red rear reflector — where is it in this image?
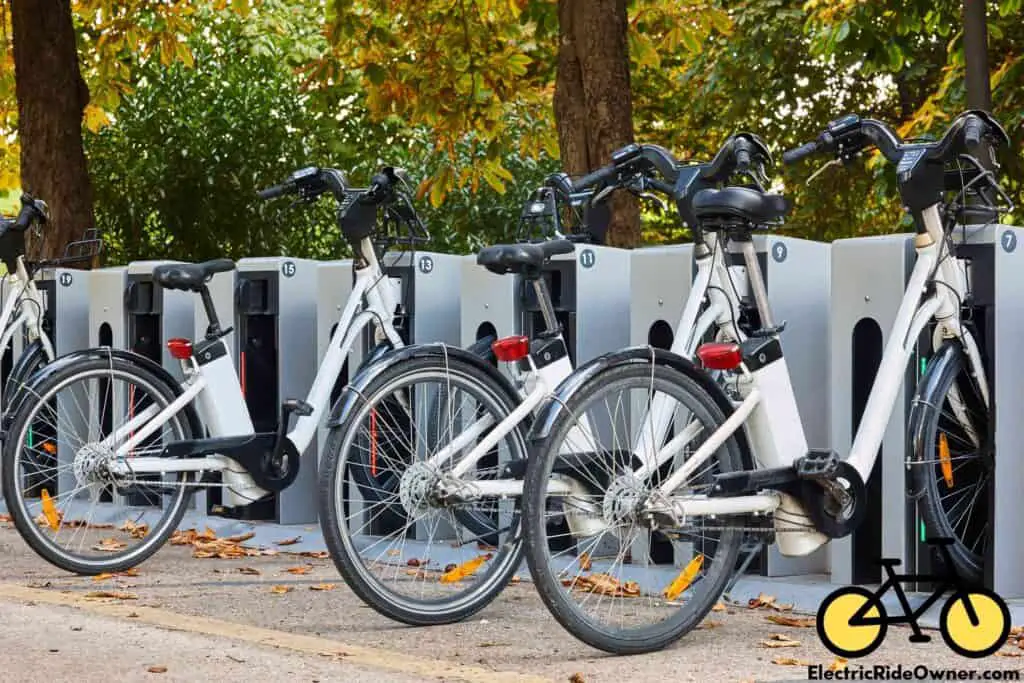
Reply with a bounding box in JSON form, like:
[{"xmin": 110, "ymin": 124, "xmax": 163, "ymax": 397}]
[
  {"xmin": 166, "ymin": 338, "xmax": 194, "ymax": 360},
  {"xmin": 492, "ymin": 335, "xmax": 530, "ymax": 362},
  {"xmin": 696, "ymin": 342, "xmax": 742, "ymax": 370}
]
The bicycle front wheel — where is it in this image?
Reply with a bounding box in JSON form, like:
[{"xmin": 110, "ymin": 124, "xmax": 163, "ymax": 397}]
[
  {"xmin": 319, "ymin": 354, "xmax": 526, "ymax": 625},
  {"xmin": 522, "ymin": 362, "xmax": 745, "ymax": 654},
  {"xmin": 910, "ymin": 342, "xmax": 990, "ymax": 584},
  {"xmin": 1, "ymin": 355, "xmax": 196, "ymax": 574}
]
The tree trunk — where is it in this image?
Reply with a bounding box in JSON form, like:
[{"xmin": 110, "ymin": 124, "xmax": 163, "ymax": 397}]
[
  {"xmin": 11, "ymin": 0, "xmax": 95, "ymax": 261},
  {"xmin": 554, "ymin": 0, "xmax": 640, "ymax": 247}
]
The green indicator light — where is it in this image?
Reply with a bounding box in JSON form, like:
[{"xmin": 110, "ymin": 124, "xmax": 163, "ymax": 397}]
[
  {"xmin": 920, "ymin": 519, "xmax": 926, "ymax": 543},
  {"xmin": 920, "ymin": 357, "xmax": 927, "ymax": 376},
  {"xmin": 27, "ymin": 425, "xmax": 33, "ymax": 449}
]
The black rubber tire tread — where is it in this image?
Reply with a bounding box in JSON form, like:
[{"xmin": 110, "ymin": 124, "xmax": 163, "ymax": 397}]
[
  {"xmin": 1, "ymin": 356, "xmax": 195, "ymax": 574},
  {"xmin": 522, "ymin": 362, "xmax": 744, "ymax": 654},
  {"xmin": 909, "ymin": 344, "xmax": 987, "ymax": 585},
  {"xmin": 318, "ymin": 352, "xmax": 525, "ymax": 626}
]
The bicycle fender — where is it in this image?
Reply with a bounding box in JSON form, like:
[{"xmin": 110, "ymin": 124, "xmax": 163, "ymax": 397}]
[
  {"xmin": 526, "ymin": 345, "xmax": 754, "ymax": 470},
  {"xmin": 2, "ymin": 346, "xmax": 203, "ymax": 437},
  {"xmin": 906, "ymin": 340, "xmax": 961, "ymax": 495},
  {"xmin": 325, "ymin": 342, "xmax": 520, "ymax": 430}
]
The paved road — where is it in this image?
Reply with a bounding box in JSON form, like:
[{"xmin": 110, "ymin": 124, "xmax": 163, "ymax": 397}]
[{"xmin": 0, "ymin": 524, "xmax": 1020, "ymax": 682}]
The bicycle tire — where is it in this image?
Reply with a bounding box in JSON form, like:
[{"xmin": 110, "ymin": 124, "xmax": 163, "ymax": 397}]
[
  {"xmin": 319, "ymin": 352, "xmax": 526, "ymax": 625},
  {"xmin": 909, "ymin": 341, "xmax": 989, "ymax": 584},
  {"xmin": 1, "ymin": 355, "xmax": 198, "ymax": 574},
  {"xmin": 2, "ymin": 337, "xmax": 49, "ymax": 412},
  {"xmin": 522, "ymin": 362, "xmax": 745, "ymax": 655}
]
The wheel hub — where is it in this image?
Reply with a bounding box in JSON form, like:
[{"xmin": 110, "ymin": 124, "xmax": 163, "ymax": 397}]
[
  {"xmin": 73, "ymin": 443, "xmax": 116, "ymax": 486},
  {"xmin": 399, "ymin": 462, "xmax": 441, "ymax": 515},
  {"xmin": 602, "ymin": 474, "xmax": 648, "ymax": 526}
]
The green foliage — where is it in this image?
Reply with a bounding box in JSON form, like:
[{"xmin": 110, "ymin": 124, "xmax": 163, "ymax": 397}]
[{"xmin": 85, "ymin": 1, "xmax": 557, "ymax": 264}]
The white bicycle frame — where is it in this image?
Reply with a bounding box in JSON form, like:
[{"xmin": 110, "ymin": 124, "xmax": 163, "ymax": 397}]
[
  {"xmin": 105, "ymin": 236, "xmax": 405, "ymax": 506},
  {"xmin": 632, "ymin": 203, "xmax": 988, "ymax": 557},
  {"xmin": 0, "ymin": 256, "xmax": 56, "ymax": 378},
  {"xmin": 433, "ymin": 232, "xmax": 746, "ymax": 501}
]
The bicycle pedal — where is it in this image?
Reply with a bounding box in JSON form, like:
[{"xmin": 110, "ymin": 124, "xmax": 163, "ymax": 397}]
[{"xmin": 794, "ymin": 449, "xmax": 838, "ymax": 481}]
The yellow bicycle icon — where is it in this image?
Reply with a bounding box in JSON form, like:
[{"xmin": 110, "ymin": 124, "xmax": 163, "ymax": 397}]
[{"xmin": 818, "ymin": 538, "xmax": 1010, "ymax": 658}]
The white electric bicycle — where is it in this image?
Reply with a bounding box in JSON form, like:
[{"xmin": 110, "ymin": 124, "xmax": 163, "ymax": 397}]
[
  {"xmin": 0, "ymin": 166, "xmax": 428, "ymax": 574},
  {"xmin": 519, "ymin": 110, "xmax": 1011, "ymax": 654},
  {"xmin": 316, "ymin": 135, "xmax": 771, "ymax": 625}
]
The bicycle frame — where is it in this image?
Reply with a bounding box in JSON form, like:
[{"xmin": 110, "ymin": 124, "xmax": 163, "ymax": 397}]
[
  {"xmin": 105, "ymin": 237, "xmax": 404, "ymax": 505},
  {"xmin": 638, "ymin": 203, "xmax": 989, "ymax": 555},
  {"xmin": 435, "ymin": 233, "xmax": 745, "ymax": 500},
  {"xmin": 850, "ymin": 567, "xmax": 969, "ymax": 630},
  {"xmin": 0, "ymin": 256, "xmax": 55, "ymax": 368}
]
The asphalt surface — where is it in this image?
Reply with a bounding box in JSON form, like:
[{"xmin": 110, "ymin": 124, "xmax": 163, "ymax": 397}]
[{"xmin": 0, "ymin": 523, "xmax": 1021, "ymax": 682}]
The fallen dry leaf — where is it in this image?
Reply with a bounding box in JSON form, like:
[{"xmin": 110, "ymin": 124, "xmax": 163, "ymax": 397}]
[
  {"xmin": 772, "ymin": 657, "xmax": 811, "ymax": 666},
  {"xmin": 269, "ymin": 585, "xmax": 292, "ymax": 595},
  {"xmin": 285, "ymin": 565, "xmax": 313, "ymax": 575},
  {"xmin": 578, "ymin": 553, "xmax": 592, "ymax": 571},
  {"xmin": 40, "ymin": 489, "xmax": 62, "ymax": 530},
  {"xmin": 696, "ymin": 620, "xmax": 723, "ymax": 630},
  {"xmin": 92, "ymin": 538, "xmax": 128, "ymax": 552},
  {"xmin": 1009, "ymin": 626, "xmax": 1023, "ymax": 637},
  {"xmin": 828, "ymin": 657, "xmax": 849, "ymax": 672},
  {"xmin": 84, "ymin": 591, "xmax": 138, "ymax": 600},
  {"xmin": 92, "ymin": 569, "xmax": 140, "ymax": 582},
  {"xmin": 996, "ymin": 651, "xmax": 1023, "ymax": 658},
  {"xmin": 147, "ymin": 666, "xmax": 168, "ymax": 673},
  {"xmin": 225, "ymin": 532, "xmax": 254, "ymax": 543},
  {"xmin": 237, "ymin": 567, "xmax": 261, "ymax": 576},
  {"xmin": 120, "ymin": 520, "xmax": 149, "ymax": 538},
  {"xmin": 406, "ymin": 558, "xmax": 425, "ymax": 567},
  {"xmin": 509, "ymin": 575, "xmax": 521, "ymax": 584},
  {"xmin": 476, "ymin": 542, "xmax": 497, "ymax": 551},
  {"xmin": 440, "ymin": 554, "xmax": 493, "ymax": 584},
  {"xmin": 310, "ymin": 583, "xmax": 336, "ymax": 591},
  {"xmin": 748, "ymin": 592, "xmax": 776, "ymax": 609},
  {"xmin": 275, "ymin": 536, "xmax": 301, "ymax": 546},
  {"xmin": 766, "ymin": 614, "xmax": 816, "ymax": 628},
  {"xmin": 712, "ymin": 601, "xmax": 727, "ymax": 612},
  {"xmin": 761, "ymin": 633, "xmax": 801, "ymax": 648},
  {"xmin": 569, "ymin": 674, "xmax": 585, "ymax": 683},
  {"xmin": 0, "ymin": 514, "xmax": 11, "ymax": 522},
  {"xmin": 291, "ymin": 550, "xmax": 328, "ymax": 559},
  {"xmin": 771, "ymin": 602, "xmax": 795, "ymax": 612},
  {"xmin": 562, "ymin": 573, "xmax": 641, "ymax": 598},
  {"xmin": 386, "ymin": 549, "xmax": 400, "ymax": 557}
]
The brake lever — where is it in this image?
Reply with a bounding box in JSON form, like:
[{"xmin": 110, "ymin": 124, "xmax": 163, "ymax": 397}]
[
  {"xmin": 806, "ymin": 158, "xmax": 842, "ymax": 186},
  {"xmin": 636, "ymin": 191, "xmax": 668, "ymax": 213},
  {"xmin": 592, "ymin": 185, "xmax": 615, "ymax": 204}
]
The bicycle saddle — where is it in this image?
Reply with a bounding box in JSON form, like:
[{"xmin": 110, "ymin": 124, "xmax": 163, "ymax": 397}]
[
  {"xmin": 693, "ymin": 186, "xmax": 790, "ymax": 225},
  {"xmin": 477, "ymin": 239, "xmax": 574, "ymax": 277},
  {"xmin": 154, "ymin": 259, "xmax": 236, "ymax": 292}
]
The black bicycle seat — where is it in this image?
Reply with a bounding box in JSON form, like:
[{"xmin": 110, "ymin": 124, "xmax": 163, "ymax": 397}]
[
  {"xmin": 476, "ymin": 239, "xmax": 574, "ymax": 277},
  {"xmin": 154, "ymin": 259, "xmax": 236, "ymax": 292},
  {"xmin": 693, "ymin": 186, "xmax": 790, "ymax": 225}
]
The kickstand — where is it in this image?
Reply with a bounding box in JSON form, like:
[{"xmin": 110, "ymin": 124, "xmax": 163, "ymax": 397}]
[{"xmin": 725, "ymin": 536, "xmax": 766, "ymax": 596}]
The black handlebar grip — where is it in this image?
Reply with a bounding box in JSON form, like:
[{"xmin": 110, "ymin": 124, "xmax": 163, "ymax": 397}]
[
  {"xmin": 782, "ymin": 141, "xmax": 821, "ymax": 165},
  {"xmin": 963, "ymin": 116, "xmax": 985, "ymax": 149},
  {"xmin": 13, "ymin": 196, "xmax": 45, "ymax": 231},
  {"xmin": 572, "ymin": 164, "xmax": 617, "ymax": 192},
  {"xmin": 257, "ymin": 183, "xmax": 291, "ymax": 200}
]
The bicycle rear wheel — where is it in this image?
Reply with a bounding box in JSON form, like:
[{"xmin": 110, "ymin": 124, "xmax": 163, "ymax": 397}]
[
  {"xmin": 522, "ymin": 362, "xmax": 744, "ymax": 654},
  {"xmin": 319, "ymin": 353, "xmax": 525, "ymax": 625},
  {"xmin": 1, "ymin": 356, "xmax": 196, "ymax": 574},
  {"xmin": 909, "ymin": 342, "xmax": 990, "ymax": 584}
]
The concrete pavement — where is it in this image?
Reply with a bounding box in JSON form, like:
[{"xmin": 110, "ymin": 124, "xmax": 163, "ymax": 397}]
[{"xmin": 0, "ymin": 525, "xmax": 1021, "ymax": 682}]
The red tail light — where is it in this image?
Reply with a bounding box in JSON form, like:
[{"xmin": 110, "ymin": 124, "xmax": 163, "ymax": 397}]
[
  {"xmin": 166, "ymin": 338, "xmax": 194, "ymax": 360},
  {"xmin": 492, "ymin": 335, "xmax": 530, "ymax": 362},
  {"xmin": 696, "ymin": 342, "xmax": 742, "ymax": 370}
]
